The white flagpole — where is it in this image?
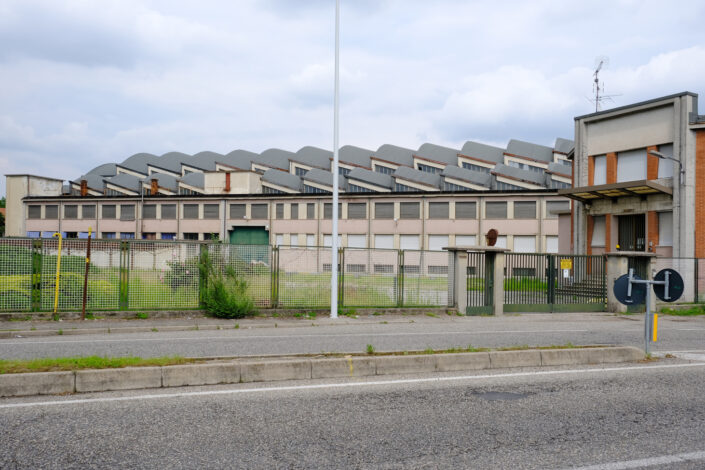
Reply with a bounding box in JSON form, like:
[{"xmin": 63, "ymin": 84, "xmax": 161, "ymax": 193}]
[{"xmin": 331, "ymin": 0, "xmax": 340, "ymax": 319}]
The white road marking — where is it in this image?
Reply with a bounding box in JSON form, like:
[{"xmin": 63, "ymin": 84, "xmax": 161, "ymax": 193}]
[
  {"xmin": 1, "ymin": 362, "xmax": 703, "ymax": 410},
  {"xmin": 564, "ymin": 450, "xmax": 705, "ymax": 469},
  {"xmin": 0, "ymin": 329, "xmax": 592, "ymax": 345}
]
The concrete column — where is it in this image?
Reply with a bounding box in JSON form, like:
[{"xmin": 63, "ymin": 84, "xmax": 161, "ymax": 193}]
[
  {"xmin": 606, "ymin": 254, "xmax": 629, "ymax": 313},
  {"xmin": 452, "ymin": 249, "xmax": 469, "ymax": 314},
  {"xmin": 493, "ymin": 252, "xmax": 505, "ymax": 316}
]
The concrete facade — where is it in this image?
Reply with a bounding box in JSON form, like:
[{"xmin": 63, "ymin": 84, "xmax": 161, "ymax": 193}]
[{"xmin": 563, "ymin": 92, "xmax": 705, "ymax": 259}]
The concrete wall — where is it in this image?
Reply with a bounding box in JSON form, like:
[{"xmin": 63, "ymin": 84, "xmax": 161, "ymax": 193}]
[{"xmin": 5, "ymin": 175, "xmax": 63, "ymax": 236}]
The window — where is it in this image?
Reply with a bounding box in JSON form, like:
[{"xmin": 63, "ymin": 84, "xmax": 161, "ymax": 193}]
[
  {"xmin": 455, "ymin": 202, "xmax": 476, "ymax": 219},
  {"xmin": 304, "ymin": 184, "xmax": 329, "ymax": 194},
  {"xmin": 28, "ymin": 205, "xmax": 41, "ymax": 219},
  {"xmin": 347, "ymin": 203, "xmax": 366, "ymax": 219},
  {"xmin": 230, "ymin": 204, "xmax": 246, "ymax": 219},
  {"xmin": 161, "ymin": 233, "xmax": 176, "ymax": 240},
  {"xmin": 513, "ymin": 201, "xmax": 536, "ymax": 219},
  {"xmin": 395, "ymin": 182, "xmax": 419, "ymax": 192},
  {"xmin": 443, "ymin": 182, "xmax": 472, "ymax": 192},
  {"xmin": 183, "ymin": 233, "xmax": 199, "ymax": 240},
  {"xmin": 102, "ymin": 232, "xmax": 116, "ymax": 239},
  {"xmin": 494, "ymin": 235, "xmax": 507, "ymax": 248},
  {"xmin": 291, "ymin": 204, "xmax": 299, "ymax": 220},
  {"xmin": 428, "ymin": 235, "xmax": 448, "ymax": 251},
  {"xmin": 251, "ymin": 204, "xmax": 268, "ymax": 219},
  {"xmin": 161, "ymin": 204, "xmax": 176, "ymax": 219},
  {"xmin": 306, "ymin": 203, "xmax": 315, "ymax": 219},
  {"xmin": 347, "ymin": 234, "xmax": 366, "ymax": 248},
  {"xmin": 120, "ymin": 232, "xmax": 135, "ymax": 239},
  {"xmin": 262, "ymin": 185, "xmax": 284, "ymax": 194},
  {"xmin": 339, "ymin": 167, "xmax": 351, "ymax": 177},
  {"xmin": 45, "ymin": 205, "xmax": 58, "ymax": 219},
  {"xmin": 276, "ymin": 203, "xmax": 284, "ymax": 219},
  {"xmin": 428, "ymin": 202, "xmax": 449, "ymax": 219},
  {"xmin": 495, "ymin": 181, "xmax": 525, "ymax": 191},
  {"xmin": 399, "ymin": 235, "xmax": 419, "ymax": 250},
  {"xmin": 374, "ymin": 202, "xmax": 394, "ymax": 219},
  {"xmin": 142, "ymin": 233, "xmax": 156, "ymax": 240},
  {"xmin": 545, "ymin": 201, "xmax": 570, "ymax": 218},
  {"xmin": 461, "ymin": 162, "xmax": 491, "ymax": 173},
  {"xmin": 64, "ymin": 232, "xmax": 78, "ymax": 239},
  {"xmin": 456, "ymin": 235, "xmax": 476, "ymax": 246},
  {"xmin": 657, "ymin": 144, "xmax": 675, "ymax": 179},
  {"xmin": 617, "ymin": 149, "xmax": 647, "ymax": 182},
  {"xmin": 81, "ymin": 205, "xmax": 96, "ymax": 219},
  {"xmin": 290, "ymin": 234, "xmax": 299, "ymax": 246},
  {"xmin": 275, "ymin": 234, "xmax": 284, "ymax": 246},
  {"xmin": 591, "ymin": 216, "xmax": 606, "ymax": 246},
  {"xmin": 26, "ymin": 231, "xmax": 40, "ymax": 238},
  {"xmin": 63, "ymin": 205, "xmax": 78, "ymax": 219},
  {"xmin": 203, "ymin": 204, "xmax": 219, "ymax": 219},
  {"xmin": 485, "ymin": 201, "xmax": 507, "ymax": 218},
  {"xmin": 294, "ymin": 167, "xmax": 308, "ymax": 177},
  {"xmin": 400, "ymin": 202, "xmax": 419, "ymax": 219},
  {"xmin": 375, "ymin": 235, "xmax": 394, "ymax": 249},
  {"xmin": 417, "ymin": 163, "xmax": 442, "ymax": 173},
  {"xmin": 513, "ymin": 235, "xmax": 536, "ymax": 253},
  {"xmin": 323, "ymin": 234, "xmax": 342, "ymax": 247},
  {"xmin": 593, "ymin": 155, "xmax": 606, "ymax": 185},
  {"xmin": 183, "ymin": 204, "xmax": 199, "ymax": 219},
  {"xmin": 306, "ymin": 234, "xmax": 315, "ymax": 247},
  {"xmin": 374, "ymin": 264, "xmax": 394, "ymax": 273},
  {"xmin": 143, "ymin": 204, "xmax": 157, "ymax": 219},
  {"xmin": 546, "ymin": 236, "xmax": 558, "ymax": 253},
  {"xmin": 374, "ymin": 165, "xmax": 394, "ymax": 174},
  {"xmin": 658, "ymin": 212, "xmax": 673, "ymax": 246},
  {"xmin": 324, "ymin": 203, "xmax": 341, "ymax": 219},
  {"xmin": 120, "ymin": 205, "xmax": 135, "ymax": 221},
  {"xmin": 349, "ymin": 183, "xmax": 372, "ymax": 193}
]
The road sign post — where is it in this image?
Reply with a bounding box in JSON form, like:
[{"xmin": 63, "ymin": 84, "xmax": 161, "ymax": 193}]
[{"xmin": 613, "ymin": 268, "xmax": 683, "ymax": 355}]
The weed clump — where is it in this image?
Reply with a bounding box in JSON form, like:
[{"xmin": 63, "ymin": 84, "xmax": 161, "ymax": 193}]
[{"xmin": 200, "ymin": 251, "xmax": 256, "ymax": 319}]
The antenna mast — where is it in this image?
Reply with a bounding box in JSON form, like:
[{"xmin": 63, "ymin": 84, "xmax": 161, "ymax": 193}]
[{"xmin": 590, "ymin": 56, "xmax": 619, "ymax": 112}]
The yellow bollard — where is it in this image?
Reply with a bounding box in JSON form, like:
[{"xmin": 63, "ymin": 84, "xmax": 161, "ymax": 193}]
[
  {"xmin": 52, "ymin": 232, "xmax": 63, "ymax": 314},
  {"xmin": 652, "ymin": 314, "xmax": 658, "ymax": 342}
]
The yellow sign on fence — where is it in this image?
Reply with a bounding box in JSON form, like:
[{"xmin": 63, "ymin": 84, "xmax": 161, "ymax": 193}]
[{"xmin": 560, "ymin": 258, "xmax": 572, "ymax": 270}]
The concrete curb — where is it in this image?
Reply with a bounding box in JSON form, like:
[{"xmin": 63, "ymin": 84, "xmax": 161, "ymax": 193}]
[{"xmin": 0, "ymin": 346, "xmax": 645, "ymax": 398}]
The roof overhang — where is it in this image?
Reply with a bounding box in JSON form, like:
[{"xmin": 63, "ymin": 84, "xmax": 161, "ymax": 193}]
[{"xmin": 558, "ymin": 180, "xmax": 672, "ymax": 203}]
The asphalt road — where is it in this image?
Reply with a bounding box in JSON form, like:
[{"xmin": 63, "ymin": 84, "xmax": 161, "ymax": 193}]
[
  {"xmin": 1, "ymin": 359, "xmax": 704, "ymax": 469},
  {"xmin": 0, "ymin": 313, "xmax": 703, "ymax": 360}
]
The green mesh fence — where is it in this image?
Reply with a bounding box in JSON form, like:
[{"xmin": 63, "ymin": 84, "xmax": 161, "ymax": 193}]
[
  {"xmin": 277, "ymin": 246, "xmax": 333, "ymax": 307},
  {"xmin": 208, "ymin": 244, "xmax": 272, "ymax": 307},
  {"xmin": 341, "ymin": 248, "xmax": 399, "ymax": 307},
  {"xmin": 401, "ymin": 250, "xmax": 451, "ymax": 307},
  {"xmin": 127, "ymin": 241, "xmax": 201, "ymax": 310},
  {"xmin": 0, "ymin": 238, "xmax": 33, "ymax": 312}
]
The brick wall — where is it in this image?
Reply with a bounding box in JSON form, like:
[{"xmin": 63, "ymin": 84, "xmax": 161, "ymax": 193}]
[
  {"xmin": 606, "ymin": 152, "xmax": 617, "ymax": 184},
  {"xmin": 586, "ymin": 215, "xmax": 594, "ymax": 255},
  {"xmin": 696, "ymin": 132, "xmax": 705, "ymax": 257},
  {"xmin": 647, "ymin": 211, "xmax": 659, "ymax": 252},
  {"xmin": 646, "ymin": 145, "xmax": 659, "ymax": 180}
]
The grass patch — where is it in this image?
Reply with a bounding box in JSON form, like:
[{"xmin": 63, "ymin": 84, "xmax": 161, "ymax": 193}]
[
  {"xmin": 135, "ymin": 312, "xmax": 149, "ymax": 320},
  {"xmin": 0, "ymin": 355, "xmax": 199, "ymax": 374},
  {"xmin": 425, "ymin": 312, "xmax": 439, "ymax": 318},
  {"xmin": 660, "ymin": 305, "xmax": 705, "ymax": 316},
  {"xmin": 366, "ymin": 344, "xmax": 375, "ymax": 354}
]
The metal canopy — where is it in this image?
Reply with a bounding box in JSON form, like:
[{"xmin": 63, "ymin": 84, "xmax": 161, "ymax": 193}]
[{"xmin": 558, "ymin": 180, "xmax": 672, "ymax": 203}]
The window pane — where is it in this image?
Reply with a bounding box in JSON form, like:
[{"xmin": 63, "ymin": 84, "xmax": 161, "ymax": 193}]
[
  {"xmin": 28, "ymin": 205, "xmax": 41, "ymax": 219},
  {"xmin": 593, "ymin": 155, "xmax": 606, "ymax": 185},
  {"xmin": 513, "ymin": 235, "xmax": 536, "ymax": 253},
  {"xmin": 307, "ymin": 203, "xmax": 315, "ymax": 219},
  {"xmin": 161, "ymin": 204, "xmax": 176, "ymax": 219},
  {"xmin": 428, "ymin": 235, "xmax": 448, "ymax": 251},
  {"xmin": 546, "ymin": 236, "xmax": 558, "ymax": 253},
  {"xmin": 64, "ymin": 205, "xmax": 78, "ymax": 219},
  {"xmin": 203, "ymin": 204, "xmax": 219, "ymax": 219},
  {"xmin": 400, "ymin": 202, "xmax": 419, "ymax": 219},
  {"xmin": 513, "ymin": 201, "xmax": 536, "ymax": 219},
  {"xmin": 347, "ymin": 234, "xmax": 366, "ymax": 248},
  {"xmin": 306, "ymin": 234, "xmax": 315, "ymax": 246},
  {"xmin": 545, "ymin": 201, "xmax": 570, "ymax": 218},
  {"xmin": 428, "ymin": 202, "xmax": 449, "ymax": 219},
  {"xmin": 143, "ymin": 204, "xmax": 156, "ymax": 219},
  {"xmin": 183, "ymin": 204, "xmax": 199, "ymax": 219},
  {"xmin": 251, "ymin": 204, "xmax": 268, "ymax": 219},
  {"xmin": 276, "ymin": 203, "xmax": 284, "ymax": 219},
  {"xmin": 374, "ymin": 202, "xmax": 394, "ymax": 219},
  {"xmin": 120, "ymin": 205, "xmax": 135, "ymax": 221},
  {"xmin": 375, "ymin": 234, "xmax": 394, "ymax": 249},
  {"xmin": 324, "ymin": 203, "xmax": 341, "ymax": 219},
  {"xmin": 455, "ymin": 202, "xmax": 476, "ymax": 219},
  {"xmin": 617, "ymin": 149, "xmax": 647, "ymax": 182},
  {"xmin": 456, "ymin": 235, "xmax": 476, "ymax": 246},
  {"xmin": 591, "ymin": 216, "xmax": 606, "ymax": 246},
  {"xmin": 658, "ymin": 212, "xmax": 673, "ymax": 246},
  {"xmin": 347, "ymin": 203, "xmax": 367, "ymax": 219},
  {"xmin": 485, "ymin": 201, "xmax": 507, "ymax": 219},
  {"xmin": 290, "ymin": 234, "xmax": 299, "ymax": 246},
  {"xmin": 399, "ymin": 235, "xmax": 419, "ymax": 250},
  {"xmin": 102, "ymin": 205, "xmax": 116, "ymax": 219},
  {"xmin": 291, "ymin": 204, "xmax": 299, "ymax": 220},
  {"xmin": 657, "ymin": 144, "xmax": 674, "ymax": 179},
  {"xmin": 230, "ymin": 204, "xmax": 246, "ymax": 219},
  {"xmin": 81, "ymin": 205, "xmax": 96, "ymax": 219}
]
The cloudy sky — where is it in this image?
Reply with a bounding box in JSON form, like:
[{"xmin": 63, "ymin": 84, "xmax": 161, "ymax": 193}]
[{"xmin": 1, "ymin": 0, "xmax": 705, "ymax": 196}]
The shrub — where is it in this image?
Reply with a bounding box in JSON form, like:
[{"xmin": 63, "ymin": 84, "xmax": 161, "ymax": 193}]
[
  {"xmin": 164, "ymin": 258, "xmax": 199, "ymax": 290},
  {"xmin": 200, "ymin": 252, "xmax": 256, "ymax": 319}
]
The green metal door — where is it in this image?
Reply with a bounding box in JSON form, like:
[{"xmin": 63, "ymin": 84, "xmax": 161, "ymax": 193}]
[{"xmin": 229, "ymin": 227, "xmax": 269, "ymax": 245}]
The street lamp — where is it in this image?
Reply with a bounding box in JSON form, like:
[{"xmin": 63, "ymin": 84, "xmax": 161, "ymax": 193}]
[{"xmin": 648, "ymin": 150, "xmax": 684, "ymax": 185}]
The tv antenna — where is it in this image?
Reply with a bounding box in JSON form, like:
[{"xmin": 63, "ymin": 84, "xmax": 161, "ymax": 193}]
[{"xmin": 589, "ymin": 56, "xmax": 620, "ymax": 112}]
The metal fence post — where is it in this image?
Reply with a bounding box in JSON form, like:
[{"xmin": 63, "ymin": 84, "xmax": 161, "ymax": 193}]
[
  {"xmin": 547, "ymin": 254, "xmax": 556, "ymax": 307},
  {"xmin": 695, "ymin": 258, "xmax": 700, "ymax": 304},
  {"xmin": 397, "ymin": 249, "xmax": 404, "ymax": 307},
  {"xmin": 119, "ymin": 241, "xmax": 129, "ymax": 310},
  {"xmin": 338, "ymin": 248, "xmax": 345, "ymax": 307},
  {"xmin": 198, "ymin": 244, "xmax": 208, "ymax": 308},
  {"xmin": 31, "ymin": 239, "xmax": 42, "ymax": 311},
  {"xmin": 271, "ymin": 246, "xmax": 279, "ymax": 308}
]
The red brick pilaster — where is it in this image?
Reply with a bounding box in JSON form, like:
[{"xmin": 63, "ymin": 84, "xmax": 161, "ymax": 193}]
[
  {"xmin": 606, "ymin": 152, "xmax": 617, "ymax": 184},
  {"xmin": 605, "ymin": 215, "xmax": 612, "ymax": 252},
  {"xmin": 696, "ymin": 131, "xmax": 705, "ymax": 257},
  {"xmin": 646, "ymin": 146, "xmax": 659, "ymax": 180},
  {"xmin": 647, "ymin": 211, "xmax": 659, "ymax": 252},
  {"xmin": 586, "ymin": 215, "xmax": 594, "ymax": 255},
  {"xmin": 588, "ymin": 156, "xmax": 595, "ymax": 186}
]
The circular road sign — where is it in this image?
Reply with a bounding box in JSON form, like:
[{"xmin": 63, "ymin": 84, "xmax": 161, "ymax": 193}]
[
  {"xmin": 613, "ymin": 273, "xmax": 646, "ymax": 306},
  {"xmin": 653, "ymin": 268, "xmax": 684, "ymax": 302}
]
